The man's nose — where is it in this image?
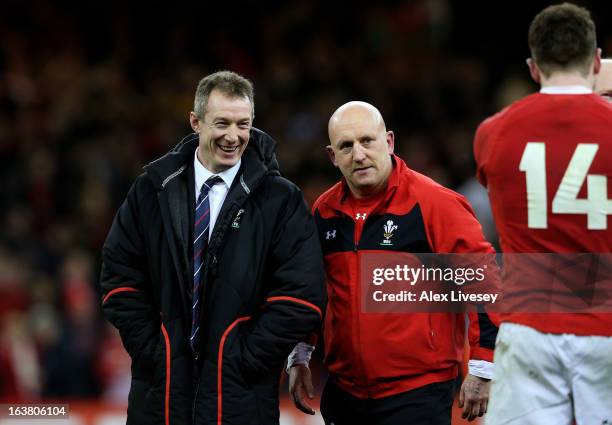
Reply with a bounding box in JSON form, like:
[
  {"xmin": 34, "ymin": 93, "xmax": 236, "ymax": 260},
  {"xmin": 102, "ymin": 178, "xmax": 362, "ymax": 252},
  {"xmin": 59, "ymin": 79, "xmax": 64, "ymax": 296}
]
[
  {"xmin": 225, "ymin": 125, "xmax": 239, "ymax": 142},
  {"xmin": 352, "ymin": 142, "xmax": 366, "ymax": 161}
]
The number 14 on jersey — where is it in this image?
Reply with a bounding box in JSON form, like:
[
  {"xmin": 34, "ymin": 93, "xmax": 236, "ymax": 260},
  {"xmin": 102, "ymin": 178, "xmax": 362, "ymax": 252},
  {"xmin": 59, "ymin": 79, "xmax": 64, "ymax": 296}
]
[{"xmin": 519, "ymin": 142, "xmax": 611, "ymax": 230}]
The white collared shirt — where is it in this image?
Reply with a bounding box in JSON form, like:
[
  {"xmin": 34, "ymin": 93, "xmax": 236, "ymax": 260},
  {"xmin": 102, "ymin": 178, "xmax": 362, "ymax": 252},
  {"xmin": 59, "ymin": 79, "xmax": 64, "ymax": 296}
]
[
  {"xmin": 540, "ymin": 85, "xmax": 593, "ymax": 94},
  {"xmin": 194, "ymin": 148, "xmax": 241, "ymax": 240}
]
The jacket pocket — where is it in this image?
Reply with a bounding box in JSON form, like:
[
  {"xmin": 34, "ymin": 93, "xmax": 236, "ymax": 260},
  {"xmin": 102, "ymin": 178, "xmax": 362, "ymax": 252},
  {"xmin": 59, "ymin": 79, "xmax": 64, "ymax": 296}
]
[
  {"xmin": 128, "ymin": 375, "xmax": 163, "ymax": 425},
  {"xmin": 128, "ymin": 325, "xmax": 167, "ymax": 425},
  {"xmin": 144, "ymin": 323, "xmax": 171, "ymax": 424},
  {"xmin": 217, "ymin": 317, "xmax": 259, "ymax": 425}
]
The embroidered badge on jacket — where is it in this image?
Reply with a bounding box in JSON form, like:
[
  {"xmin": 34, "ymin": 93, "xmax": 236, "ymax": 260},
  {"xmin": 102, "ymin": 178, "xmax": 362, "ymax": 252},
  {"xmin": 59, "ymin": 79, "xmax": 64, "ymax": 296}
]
[
  {"xmin": 381, "ymin": 220, "xmax": 398, "ymax": 246},
  {"xmin": 232, "ymin": 209, "xmax": 245, "ymax": 229}
]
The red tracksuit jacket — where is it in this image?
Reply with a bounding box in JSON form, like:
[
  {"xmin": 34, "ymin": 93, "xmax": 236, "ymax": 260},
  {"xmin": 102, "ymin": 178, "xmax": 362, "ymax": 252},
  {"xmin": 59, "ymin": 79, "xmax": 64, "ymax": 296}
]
[{"xmin": 313, "ymin": 155, "xmax": 498, "ymax": 399}]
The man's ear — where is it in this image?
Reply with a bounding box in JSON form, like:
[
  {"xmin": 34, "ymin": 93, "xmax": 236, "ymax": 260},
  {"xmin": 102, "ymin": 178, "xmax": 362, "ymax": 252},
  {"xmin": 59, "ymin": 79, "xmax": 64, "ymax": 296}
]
[
  {"xmin": 386, "ymin": 131, "xmax": 395, "ymax": 154},
  {"xmin": 326, "ymin": 145, "xmax": 338, "ymax": 167},
  {"xmin": 593, "ymin": 48, "xmax": 602, "ymax": 75},
  {"xmin": 527, "ymin": 58, "xmax": 541, "ymax": 84},
  {"xmin": 189, "ymin": 112, "xmax": 200, "ymax": 133}
]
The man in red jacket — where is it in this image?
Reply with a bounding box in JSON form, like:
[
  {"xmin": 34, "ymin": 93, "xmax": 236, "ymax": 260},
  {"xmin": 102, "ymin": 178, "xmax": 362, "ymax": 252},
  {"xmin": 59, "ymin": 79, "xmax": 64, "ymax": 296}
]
[
  {"xmin": 474, "ymin": 4, "xmax": 612, "ymax": 424},
  {"xmin": 288, "ymin": 101, "xmax": 499, "ymax": 424}
]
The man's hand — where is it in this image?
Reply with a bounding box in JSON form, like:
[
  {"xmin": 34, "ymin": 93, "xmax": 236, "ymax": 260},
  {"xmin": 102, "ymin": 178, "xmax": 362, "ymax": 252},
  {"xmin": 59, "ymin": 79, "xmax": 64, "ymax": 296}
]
[
  {"xmin": 288, "ymin": 364, "xmax": 316, "ymax": 415},
  {"xmin": 458, "ymin": 374, "xmax": 491, "ymax": 421}
]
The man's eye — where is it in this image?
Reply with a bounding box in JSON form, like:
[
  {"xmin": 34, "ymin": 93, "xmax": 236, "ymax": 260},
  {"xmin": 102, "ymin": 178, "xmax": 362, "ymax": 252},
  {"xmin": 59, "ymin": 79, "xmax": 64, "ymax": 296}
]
[
  {"xmin": 341, "ymin": 145, "xmax": 352, "ymax": 152},
  {"xmin": 214, "ymin": 122, "xmax": 228, "ymax": 129},
  {"xmin": 238, "ymin": 123, "xmax": 251, "ymax": 130}
]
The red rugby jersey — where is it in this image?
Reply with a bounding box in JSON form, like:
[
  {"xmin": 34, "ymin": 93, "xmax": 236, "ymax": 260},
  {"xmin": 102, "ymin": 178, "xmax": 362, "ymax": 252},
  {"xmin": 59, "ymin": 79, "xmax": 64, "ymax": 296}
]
[{"xmin": 474, "ymin": 88, "xmax": 612, "ymax": 336}]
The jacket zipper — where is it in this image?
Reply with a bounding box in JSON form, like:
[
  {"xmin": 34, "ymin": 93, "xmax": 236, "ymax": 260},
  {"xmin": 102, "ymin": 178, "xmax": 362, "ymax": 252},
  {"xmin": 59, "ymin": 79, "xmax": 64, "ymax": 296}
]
[
  {"xmin": 191, "ymin": 253, "xmax": 213, "ymax": 423},
  {"xmin": 191, "ymin": 250, "xmax": 211, "ymax": 423},
  {"xmin": 189, "ymin": 189, "xmax": 254, "ymax": 423},
  {"xmin": 351, "ymin": 213, "xmax": 371, "ymax": 397},
  {"xmin": 191, "ymin": 204, "xmax": 237, "ymax": 424}
]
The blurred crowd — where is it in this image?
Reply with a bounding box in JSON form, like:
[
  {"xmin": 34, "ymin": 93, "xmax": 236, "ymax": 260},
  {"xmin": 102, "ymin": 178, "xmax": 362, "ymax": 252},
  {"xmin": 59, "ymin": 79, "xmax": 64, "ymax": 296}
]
[{"xmin": 1, "ymin": 0, "xmax": 610, "ymax": 404}]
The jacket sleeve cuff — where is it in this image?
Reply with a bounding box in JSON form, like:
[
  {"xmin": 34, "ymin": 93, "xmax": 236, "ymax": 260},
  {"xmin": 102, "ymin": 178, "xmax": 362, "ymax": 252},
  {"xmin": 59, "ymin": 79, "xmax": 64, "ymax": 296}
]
[
  {"xmin": 468, "ymin": 359, "xmax": 494, "ymax": 380},
  {"xmin": 286, "ymin": 342, "xmax": 315, "ymax": 372},
  {"xmin": 470, "ymin": 346, "xmax": 494, "ymax": 362}
]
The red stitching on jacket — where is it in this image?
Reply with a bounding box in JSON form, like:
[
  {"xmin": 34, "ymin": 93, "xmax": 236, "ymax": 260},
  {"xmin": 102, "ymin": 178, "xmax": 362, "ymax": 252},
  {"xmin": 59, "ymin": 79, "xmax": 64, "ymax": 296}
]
[
  {"xmin": 217, "ymin": 316, "xmax": 251, "ymax": 425},
  {"xmin": 266, "ymin": 296, "xmax": 322, "ymax": 318},
  {"xmin": 102, "ymin": 287, "xmax": 139, "ymax": 304},
  {"xmin": 161, "ymin": 322, "xmax": 171, "ymax": 425}
]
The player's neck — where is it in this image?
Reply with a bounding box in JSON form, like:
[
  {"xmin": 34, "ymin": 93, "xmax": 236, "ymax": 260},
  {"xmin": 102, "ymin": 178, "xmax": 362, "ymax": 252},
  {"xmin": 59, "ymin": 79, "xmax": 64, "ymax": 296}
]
[{"xmin": 539, "ymin": 73, "xmax": 595, "ymax": 90}]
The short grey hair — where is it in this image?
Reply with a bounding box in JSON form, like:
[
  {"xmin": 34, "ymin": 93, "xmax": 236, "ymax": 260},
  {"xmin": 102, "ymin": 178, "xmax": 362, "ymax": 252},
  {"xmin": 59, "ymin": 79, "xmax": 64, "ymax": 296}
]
[{"xmin": 193, "ymin": 70, "xmax": 255, "ymax": 119}]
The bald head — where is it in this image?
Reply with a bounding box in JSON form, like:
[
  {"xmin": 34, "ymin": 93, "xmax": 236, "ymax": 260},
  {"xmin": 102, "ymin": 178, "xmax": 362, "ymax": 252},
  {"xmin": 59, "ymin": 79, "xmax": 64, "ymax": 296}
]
[
  {"xmin": 328, "ymin": 101, "xmax": 386, "ymax": 138},
  {"xmin": 595, "ymin": 59, "xmax": 612, "ymax": 101},
  {"xmin": 326, "ymin": 101, "xmax": 394, "ymax": 199}
]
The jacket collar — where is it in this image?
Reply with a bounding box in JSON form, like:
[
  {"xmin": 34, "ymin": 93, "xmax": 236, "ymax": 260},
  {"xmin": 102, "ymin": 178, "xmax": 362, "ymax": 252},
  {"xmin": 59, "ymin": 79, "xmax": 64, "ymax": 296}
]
[
  {"xmin": 320, "ymin": 154, "xmax": 407, "ymax": 215},
  {"xmin": 143, "ymin": 127, "xmax": 280, "ymax": 192},
  {"xmin": 193, "ymin": 148, "xmax": 241, "ymax": 194},
  {"xmin": 142, "ymin": 126, "xmax": 281, "ymax": 260}
]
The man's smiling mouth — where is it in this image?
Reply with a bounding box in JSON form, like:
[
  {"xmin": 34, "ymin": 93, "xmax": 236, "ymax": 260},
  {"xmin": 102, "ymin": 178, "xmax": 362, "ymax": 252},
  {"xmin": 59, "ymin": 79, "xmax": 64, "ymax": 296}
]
[{"xmin": 218, "ymin": 144, "xmax": 239, "ymax": 153}]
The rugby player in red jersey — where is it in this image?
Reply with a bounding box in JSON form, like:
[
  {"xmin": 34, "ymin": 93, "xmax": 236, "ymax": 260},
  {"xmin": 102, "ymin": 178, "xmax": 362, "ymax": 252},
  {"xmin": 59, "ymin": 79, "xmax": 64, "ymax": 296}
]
[{"xmin": 474, "ymin": 4, "xmax": 612, "ymax": 424}]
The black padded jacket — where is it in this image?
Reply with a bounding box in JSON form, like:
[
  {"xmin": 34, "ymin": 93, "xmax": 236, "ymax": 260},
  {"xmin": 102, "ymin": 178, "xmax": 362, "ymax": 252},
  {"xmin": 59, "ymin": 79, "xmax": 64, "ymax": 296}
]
[{"xmin": 100, "ymin": 129, "xmax": 326, "ymax": 425}]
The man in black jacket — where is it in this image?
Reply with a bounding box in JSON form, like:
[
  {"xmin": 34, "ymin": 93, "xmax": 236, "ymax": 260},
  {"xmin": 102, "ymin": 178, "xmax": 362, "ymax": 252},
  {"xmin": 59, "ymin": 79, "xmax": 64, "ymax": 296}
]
[{"xmin": 100, "ymin": 70, "xmax": 326, "ymax": 425}]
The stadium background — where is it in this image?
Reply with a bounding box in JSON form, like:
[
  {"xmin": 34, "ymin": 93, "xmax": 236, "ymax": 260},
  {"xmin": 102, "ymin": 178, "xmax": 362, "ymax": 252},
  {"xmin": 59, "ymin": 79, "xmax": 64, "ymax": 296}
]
[{"xmin": 0, "ymin": 0, "xmax": 610, "ymax": 423}]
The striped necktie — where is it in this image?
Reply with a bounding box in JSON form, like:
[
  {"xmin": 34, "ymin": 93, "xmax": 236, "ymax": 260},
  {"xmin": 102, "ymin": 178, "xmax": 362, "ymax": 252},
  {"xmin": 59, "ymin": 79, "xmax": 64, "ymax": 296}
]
[{"xmin": 191, "ymin": 175, "xmax": 223, "ymax": 353}]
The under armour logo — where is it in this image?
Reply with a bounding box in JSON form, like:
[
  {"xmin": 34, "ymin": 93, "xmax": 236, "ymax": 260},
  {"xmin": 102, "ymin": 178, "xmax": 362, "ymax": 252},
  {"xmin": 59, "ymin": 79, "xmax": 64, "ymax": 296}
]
[
  {"xmin": 355, "ymin": 213, "xmax": 367, "ymax": 220},
  {"xmin": 326, "ymin": 230, "xmax": 337, "ymax": 240}
]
